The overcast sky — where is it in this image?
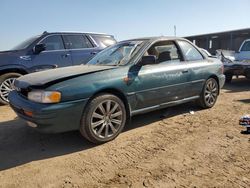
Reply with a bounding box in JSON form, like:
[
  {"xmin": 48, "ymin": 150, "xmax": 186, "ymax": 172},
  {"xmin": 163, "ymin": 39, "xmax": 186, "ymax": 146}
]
[{"xmin": 0, "ymin": 0, "xmax": 249, "ymax": 50}]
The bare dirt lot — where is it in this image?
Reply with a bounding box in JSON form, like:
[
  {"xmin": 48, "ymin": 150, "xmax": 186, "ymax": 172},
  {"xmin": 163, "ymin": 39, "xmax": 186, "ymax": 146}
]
[{"xmin": 0, "ymin": 78, "xmax": 249, "ymax": 188}]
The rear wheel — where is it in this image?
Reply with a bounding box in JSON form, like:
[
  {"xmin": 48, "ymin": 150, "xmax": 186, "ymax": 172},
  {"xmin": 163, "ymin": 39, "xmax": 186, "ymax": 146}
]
[
  {"xmin": 247, "ymin": 127, "xmax": 250, "ymax": 133},
  {"xmin": 0, "ymin": 73, "xmax": 22, "ymax": 105},
  {"xmin": 225, "ymin": 74, "xmax": 233, "ymax": 83},
  {"xmin": 198, "ymin": 78, "xmax": 219, "ymax": 109},
  {"xmin": 80, "ymin": 93, "xmax": 127, "ymax": 144},
  {"xmin": 245, "ymin": 69, "xmax": 250, "ymax": 79}
]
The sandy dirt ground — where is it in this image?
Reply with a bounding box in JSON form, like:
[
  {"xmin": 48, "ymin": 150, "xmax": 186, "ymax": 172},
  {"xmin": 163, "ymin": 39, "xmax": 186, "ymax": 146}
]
[{"xmin": 0, "ymin": 78, "xmax": 249, "ymax": 188}]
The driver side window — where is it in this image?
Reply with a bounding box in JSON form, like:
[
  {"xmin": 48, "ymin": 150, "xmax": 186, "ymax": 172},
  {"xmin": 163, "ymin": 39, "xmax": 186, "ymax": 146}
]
[
  {"xmin": 146, "ymin": 41, "xmax": 181, "ymax": 64},
  {"xmin": 39, "ymin": 35, "xmax": 65, "ymax": 51}
]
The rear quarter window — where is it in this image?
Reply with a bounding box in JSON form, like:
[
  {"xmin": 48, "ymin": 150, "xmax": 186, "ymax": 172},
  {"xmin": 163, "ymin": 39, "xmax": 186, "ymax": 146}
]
[
  {"xmin": 178, "ymin": 40, "xmax": 204, "ymax": 61},
  {"xmin": 91, "ymin": 35, "xmax": 116, "ymax": 48}
]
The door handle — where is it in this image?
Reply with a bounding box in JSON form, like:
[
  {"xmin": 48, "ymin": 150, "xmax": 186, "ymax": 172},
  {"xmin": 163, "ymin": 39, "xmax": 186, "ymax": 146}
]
[
  {"xmin": 61, "ymin": 54, "xmax": 70, "ymax": 58},
  {"xmin": 182, "ymin": 70, "xmax": 189, "ymax": 74}
]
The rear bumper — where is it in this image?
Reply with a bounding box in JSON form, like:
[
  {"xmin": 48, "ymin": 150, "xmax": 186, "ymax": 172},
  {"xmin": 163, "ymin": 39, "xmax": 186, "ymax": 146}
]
[
  {"xmin": 224, "ymin": 64, "xmax": 250, "ymax": 77},
  {"xmin": 9, "ymin": 91, "xmax": 88, "ymax": 133}
]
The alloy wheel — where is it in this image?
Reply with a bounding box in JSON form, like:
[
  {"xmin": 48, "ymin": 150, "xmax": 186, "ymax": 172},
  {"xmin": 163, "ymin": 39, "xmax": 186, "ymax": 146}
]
[
  {"xmin": 91, "ymin": 100, "xmax": 123, "ymax": 139},
  {"xmin": 0, "ymin": 77, "xmax": 16, "ymax": 103},
  {"xmin": 204, "ymin": 79, "xmax": 218, "ymax": 106}
]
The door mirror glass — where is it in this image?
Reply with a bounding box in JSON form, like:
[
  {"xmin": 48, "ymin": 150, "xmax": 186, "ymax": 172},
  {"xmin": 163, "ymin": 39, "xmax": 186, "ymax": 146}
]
[
  {"xmin": 138, "ymin": 55, "xmax": 157, "ymax": 66},
  {"xmin": 33, "ymin": 44, "xmax": 46, "ymax": 54}
]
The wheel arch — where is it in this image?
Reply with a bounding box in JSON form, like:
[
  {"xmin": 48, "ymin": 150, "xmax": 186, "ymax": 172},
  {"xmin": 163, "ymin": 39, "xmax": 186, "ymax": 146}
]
[
  {"xmin": 208, "ymin": 74, "xmax": 220, "ymax": 94},
  {"xmin": 0, "ymin": 68, "xmax": 28, "ymax": 76},
  {"xmin": 87, "ymin": 88, "xmax": 131, "ymax": 121}
]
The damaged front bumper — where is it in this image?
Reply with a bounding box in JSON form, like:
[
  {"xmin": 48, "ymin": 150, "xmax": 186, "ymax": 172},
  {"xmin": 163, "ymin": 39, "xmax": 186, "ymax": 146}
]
[{"xmin": 8, "ymin": 91, "xmax": 88, "ymax": 133}]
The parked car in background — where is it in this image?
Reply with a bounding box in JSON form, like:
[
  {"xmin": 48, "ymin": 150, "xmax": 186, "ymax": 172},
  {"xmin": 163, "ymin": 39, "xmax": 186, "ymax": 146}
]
[
  {"xmin": 235, "ymin": 39, "xmax": 250, "ymax": 61},
  {"xmin": 0, "ymin": 31, "xmax": 116, "ymax": 104},
  {"xmin": 216, "ymin": 49, "xmax": 235, "ymax": 62},
  {"xmin": 9, "ymin": 37, "xmax": 225, "ymax": 144},
  {"xmin": 221, "ymin": 39, "xmax": 250, "ymax": 82}
]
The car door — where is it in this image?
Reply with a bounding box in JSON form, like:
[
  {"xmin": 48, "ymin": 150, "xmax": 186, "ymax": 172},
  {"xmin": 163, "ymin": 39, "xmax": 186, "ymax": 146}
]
[
  {"xmin": 177, "ymin": 40, "xmax": 210, "ymax": 97},
  {"xmin": 29, "ymin": 34, "xmax": 72, "ymax": 72},
  {"xmin": 63, "ymin": 34, "xmax": 101, "ymax": 65},
  {"xmin": 133, "ymin": 40, "xmax": 192, "ymax": 110}
]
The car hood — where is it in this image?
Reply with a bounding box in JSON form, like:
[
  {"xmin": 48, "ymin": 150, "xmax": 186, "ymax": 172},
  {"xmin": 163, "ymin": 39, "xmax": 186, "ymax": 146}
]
[
  {"xmin": 15, "ymin": 65, "xmax": 115, "ymax": 89},
  {"xmin": 0, "ymin": 50, "xmax": 25, "ymax": 66},
  {"xmin": 0, "ymin": 50, "xmax": 19, "ymax": 54}
]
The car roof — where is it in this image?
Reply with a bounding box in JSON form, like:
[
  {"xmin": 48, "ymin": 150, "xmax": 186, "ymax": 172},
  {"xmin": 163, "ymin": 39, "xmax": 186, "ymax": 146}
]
[
  {"xmin": 122, "ymin": 36, "xmax": 189, "ymax": 43},
  {"xmin": 42, "ymin": 31, "xmax": 114, "ymax": 37}
]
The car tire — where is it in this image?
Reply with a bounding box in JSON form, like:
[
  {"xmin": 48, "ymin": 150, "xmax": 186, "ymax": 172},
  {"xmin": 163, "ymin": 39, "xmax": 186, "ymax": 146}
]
[
  {"xmin": 80, "ymin": 93, "xmax": 127, "ymax": 144},
  {"xmin": 198, "ymin": 78, "xmax": 219, "ymax": 109},
  {"xmin": 0, "ymin": 73, "xmax": 22, "ymax": 105},
  {"xmin": 225, "ymin": 74, "xmax": 233, "ymax": 83}
]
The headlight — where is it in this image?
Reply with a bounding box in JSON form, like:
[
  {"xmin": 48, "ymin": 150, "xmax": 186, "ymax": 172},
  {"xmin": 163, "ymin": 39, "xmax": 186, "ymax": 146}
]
[{"xmin": 28, "ymin": 90, "xmax": 61, "ymax": 103}]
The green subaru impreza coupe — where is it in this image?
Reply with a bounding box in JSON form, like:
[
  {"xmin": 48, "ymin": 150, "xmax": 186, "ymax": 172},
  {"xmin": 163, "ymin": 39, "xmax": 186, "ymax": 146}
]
[{"xmin": 9, "ymin": 37, "xmax": 225, "ymax": 143}]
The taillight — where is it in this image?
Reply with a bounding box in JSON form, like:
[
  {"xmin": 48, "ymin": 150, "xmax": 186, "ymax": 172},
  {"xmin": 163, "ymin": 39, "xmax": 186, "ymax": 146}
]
[{"xmin": 220, "ymin": 64, "xmax": 224, "ymax": 74}]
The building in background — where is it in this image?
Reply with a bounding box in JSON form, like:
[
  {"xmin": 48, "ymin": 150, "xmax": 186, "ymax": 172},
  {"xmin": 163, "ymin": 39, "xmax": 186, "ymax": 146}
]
[{"xmin": 185, "ymin": 28, "xmax": 250, "ymax": 55}]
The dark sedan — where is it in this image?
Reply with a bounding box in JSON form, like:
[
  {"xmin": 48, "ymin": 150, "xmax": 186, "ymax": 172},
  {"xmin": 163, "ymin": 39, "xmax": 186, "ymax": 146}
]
[{"xmin": 9, "ymin": 37, "xmax": 225, "ymax": 143}]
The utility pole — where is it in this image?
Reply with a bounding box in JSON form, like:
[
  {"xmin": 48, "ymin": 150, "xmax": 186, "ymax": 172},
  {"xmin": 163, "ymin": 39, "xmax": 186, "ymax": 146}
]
[{"xmin": 174, "ymin": 25, "xmax": 176, "ymax": 37}]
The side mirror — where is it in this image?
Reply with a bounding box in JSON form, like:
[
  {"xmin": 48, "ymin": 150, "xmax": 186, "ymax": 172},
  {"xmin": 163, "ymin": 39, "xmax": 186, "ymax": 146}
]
[
  {"xmin": 33, "ymin": 44, "xmax": 46, "ymax": 54},
  {"xmin": 138, "ymin": 55, "xmax": 157, "ymax": 66}
]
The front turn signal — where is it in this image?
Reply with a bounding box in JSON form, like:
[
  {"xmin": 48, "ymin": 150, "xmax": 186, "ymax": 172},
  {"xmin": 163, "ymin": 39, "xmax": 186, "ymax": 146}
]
[{"xmin": 28, "ymin": 91, "xmax": 61, "ymax": 103}]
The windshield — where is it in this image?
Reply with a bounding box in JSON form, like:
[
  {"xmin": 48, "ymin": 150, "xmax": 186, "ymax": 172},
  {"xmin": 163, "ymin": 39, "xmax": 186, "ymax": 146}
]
[
  {"xmin": 241, "ymin": 41, "xmax": 250, "ymax": 51},
  {"xmin": 11, "ymin": 35, "xmax": 40, "ymax": 50},
  {"xmin": 87, "ymin": 41, "xmax": 144, "ymax": 66}
]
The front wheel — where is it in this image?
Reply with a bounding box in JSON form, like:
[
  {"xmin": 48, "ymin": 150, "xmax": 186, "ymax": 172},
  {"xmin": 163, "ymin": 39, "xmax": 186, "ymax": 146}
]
[
  {"xmin": 198, "ymin": 78, "xmax": 219, "ymax": 109},
  {"xmin": 0, "ymin": 73, "xmax": 22, "ymax": 105},
  {"xmin": 80, "ymin": 93, "xmax": 127, "ymax": 144}
]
